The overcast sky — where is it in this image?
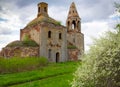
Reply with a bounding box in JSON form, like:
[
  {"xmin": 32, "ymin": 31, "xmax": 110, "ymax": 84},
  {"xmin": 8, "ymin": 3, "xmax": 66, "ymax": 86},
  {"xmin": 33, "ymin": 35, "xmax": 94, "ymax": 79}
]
[{"xmin": 0, "ymin": 0, "xmax": 120, "ymax": 51}]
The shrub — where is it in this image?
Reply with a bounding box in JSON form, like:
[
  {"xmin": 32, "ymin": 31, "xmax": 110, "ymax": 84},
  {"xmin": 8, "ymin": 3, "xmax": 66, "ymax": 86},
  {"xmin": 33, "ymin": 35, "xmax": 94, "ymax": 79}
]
[
  {"xmin": 0, "ymin": 57, "xmax": 48, "ymax": 74},
  {"xmin": 71, "ymin": 30, "xmax": 120, "ymax": 87}
]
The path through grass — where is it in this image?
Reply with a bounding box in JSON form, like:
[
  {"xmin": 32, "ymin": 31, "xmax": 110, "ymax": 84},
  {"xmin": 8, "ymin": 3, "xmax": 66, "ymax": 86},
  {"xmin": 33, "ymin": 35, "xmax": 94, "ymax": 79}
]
[
  {"xmin": 10, "ymin": 73, "xmax": 73, "ymax": 87},
  {"xmin": 0, "ymin": 61, "xmax": 80, "ymax": 87}
]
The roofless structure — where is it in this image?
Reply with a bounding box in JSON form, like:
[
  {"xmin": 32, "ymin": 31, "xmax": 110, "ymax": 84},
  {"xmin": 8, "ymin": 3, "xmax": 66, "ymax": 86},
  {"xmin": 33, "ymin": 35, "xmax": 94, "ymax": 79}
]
[{"xmin": 0, "ymin": 2, "xmax": 84, "ymax": 62}]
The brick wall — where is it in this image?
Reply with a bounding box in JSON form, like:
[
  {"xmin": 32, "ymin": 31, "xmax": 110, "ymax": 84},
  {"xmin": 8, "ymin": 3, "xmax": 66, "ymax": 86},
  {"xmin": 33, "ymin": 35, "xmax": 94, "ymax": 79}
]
[
  {"xmin": 0, "ymin": 47, "xmax": 39, "ymax": 58},
  {"xmin": 68, "ymin": 49, "xmax": 80, "ymax": 61}
]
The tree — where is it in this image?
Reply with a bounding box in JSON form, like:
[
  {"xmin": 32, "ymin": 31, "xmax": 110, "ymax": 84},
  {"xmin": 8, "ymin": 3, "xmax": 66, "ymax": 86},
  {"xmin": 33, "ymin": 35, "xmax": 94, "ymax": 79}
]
[{"xmin": 71, "ymin": 3, "xmax": 120, "ymax": 87}]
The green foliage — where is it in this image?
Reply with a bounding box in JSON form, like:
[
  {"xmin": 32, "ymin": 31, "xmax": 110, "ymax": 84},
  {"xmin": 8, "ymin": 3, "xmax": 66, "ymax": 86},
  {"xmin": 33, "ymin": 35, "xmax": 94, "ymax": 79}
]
[
  {"xmin": 6, "ymin": 40, "xmax": 39, "ymax": 47},
  {"xmin": 67, "ymin": 45, "xmax": 77, "ymax": 49},
  {"xmin": 22, "ymin": 34, "xmax": 39, "ymax": 47},
  {"xmin": 71, "ymin": 30, "xmax": 120, "ymax": 87},
  {"xmin": 0, "ymin": 57, "xmax": 48, "ymax": 74},
  {"xmin": 23, "ymin": 34, "xmax": 30, "ymax": 42},
  {"xmin": 114, "ymin": 2, "xmax": 120, "ymax": 12},
  {"xmin": 56, "ymin": 21, "xmax": 61, "ymax": 25},
  {"xmin": 6, "ymin": 41, "xmax": 23, "ymax": 47},
  {"xmin": 27, "ymin": 16, "xmax": 62, "ymax": 27},
  {"xmin": 0, "ymin": 61, "xmax": 79, "ymax": 87},
  {"xmin": 22, "ymin": 40, "xmax": 39, "ymax": 47}
]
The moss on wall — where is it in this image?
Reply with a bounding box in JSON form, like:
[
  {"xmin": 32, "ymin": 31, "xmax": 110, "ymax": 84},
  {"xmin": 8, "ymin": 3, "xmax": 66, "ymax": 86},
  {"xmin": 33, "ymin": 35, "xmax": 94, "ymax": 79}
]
[
  {"xmin": 27, "ymin": 16, "xmax": 61, "ymax": 27},
  {"xmin": 67, "ymin": 45, "xmax": 77, "ymax": 49},
  {"xmin": 6, "ymin": 40, "xmax": 39, "ymax": 47}
]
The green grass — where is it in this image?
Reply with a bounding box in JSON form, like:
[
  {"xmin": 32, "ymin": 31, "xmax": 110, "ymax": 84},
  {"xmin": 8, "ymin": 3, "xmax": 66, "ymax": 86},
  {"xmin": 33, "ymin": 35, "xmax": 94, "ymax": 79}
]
[
  {"xmin": 0, "ymin": 61, "xmax": 80, "ymax": 87},
  {"xmin": 10, "ymin": 73, "xmax": 73, "ymax": 87},
  {"xmin": 0, "ymin": 57, "xmax": 48, "ymax": 74}
]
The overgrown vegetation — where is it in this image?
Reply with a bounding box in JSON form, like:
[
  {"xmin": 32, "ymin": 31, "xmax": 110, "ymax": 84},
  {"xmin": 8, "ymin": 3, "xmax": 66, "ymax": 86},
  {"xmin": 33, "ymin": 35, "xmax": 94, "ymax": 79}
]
[
  {"xmin": 56, "ymin": 21, "xmax": 61, "ymax": 25},
  {"xmin": 6, "ymin": 41, "xmax": 39, "ymax": 47},
  {"xmin": 67, "ymin": 45, "xmax": 77, "ymax": 49},
  {"xmin": 0, "ymin": 61, "xmax": 79, "ymax": 87},
  {"xmin": 27, "ymin": 16, "xmax": 62, "ymax": 27},
  {"xmin": 7, "ymin": 34, "xmax": 39, "ymax": 47},
  {"xmin": 22, "ymin": 34, "xmax": 39, "ymax": 47},
  {"xmin": 71, "ymin": 3, "xmax": 120, "ymax": 87},
  {"xmin": 0, "ymin": 57, "xmax": 48, "ymax": 74}
]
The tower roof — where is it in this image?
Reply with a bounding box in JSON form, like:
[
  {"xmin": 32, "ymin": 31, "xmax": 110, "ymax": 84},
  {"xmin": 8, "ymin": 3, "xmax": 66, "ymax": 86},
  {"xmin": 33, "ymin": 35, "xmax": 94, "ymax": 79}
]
[
  {"xmin": 67, "ymin": 2, "xmax": 80, "ymax": 18},
  {"xmin": 38, "ymin": 2, "xmax": 48, "ymax": 6}
]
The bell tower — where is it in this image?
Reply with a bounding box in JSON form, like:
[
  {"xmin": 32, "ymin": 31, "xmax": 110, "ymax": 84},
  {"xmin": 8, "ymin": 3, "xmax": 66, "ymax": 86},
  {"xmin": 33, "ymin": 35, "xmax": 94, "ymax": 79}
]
[
  {"xmin": 66, "ymin": 2, "xmax": 81, "ymax": 32},
  {"xmin": 37, "ymin": 2, "xmax": 48, "ymax": 17},
  {"xmin": 66, "ymin": 2, "xmax": 84, "ymax": 56}
]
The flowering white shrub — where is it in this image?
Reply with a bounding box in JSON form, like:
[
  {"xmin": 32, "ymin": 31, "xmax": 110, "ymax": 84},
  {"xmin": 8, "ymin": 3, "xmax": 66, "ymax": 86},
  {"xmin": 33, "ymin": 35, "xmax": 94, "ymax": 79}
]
[{"xmin": 71, "ymin": 26, "xmax": 120, "ymax": 87}]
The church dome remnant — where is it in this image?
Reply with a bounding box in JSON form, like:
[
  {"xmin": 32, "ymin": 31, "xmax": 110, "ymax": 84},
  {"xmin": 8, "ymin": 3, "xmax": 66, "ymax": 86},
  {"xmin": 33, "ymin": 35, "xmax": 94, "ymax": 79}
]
[{"xmin": 27, "ymin": 15, "xmax": 61, "ymax": 27}]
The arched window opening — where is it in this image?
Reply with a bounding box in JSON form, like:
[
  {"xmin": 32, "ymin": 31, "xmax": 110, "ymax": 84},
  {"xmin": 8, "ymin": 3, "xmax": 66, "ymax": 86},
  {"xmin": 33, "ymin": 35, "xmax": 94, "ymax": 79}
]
[
  {"xmin": 48, "ymin": 49, "xmax": 51, "ymax": 59},
  {"xmin": 73, "ymin": 38, "xmax": 75, "ymax": 43},
  {"xmin": 72, "ymin": 21, "xmax": 76, "ymax": 30},
  {"xmin": 59, "ymin": 33, "xmax": 62, "ymax": 39},
  {"xmin": 44, "ymin": 7, "xmax": 47, "ymax": 12},
  {"xmin": 67, "ymin": 21, "xmax": 70, "ymax": 29},
  {"xmin": 56, "ymin": 52, "xmax": 60, "ymax": 63},
  {"xmin": 38, "ymin": 7, "xmax": 40, "ymax": 12},
  {"xmin": 69, "ymin": 11, "xmax": 71, "ymax": 14},
  {"xmin": 77, "ymin": 21, "xmax": 80, "ymax": 30},
  {"xmin": 48, "ymin": 31, "xmax": 51, "ymax": 38}
]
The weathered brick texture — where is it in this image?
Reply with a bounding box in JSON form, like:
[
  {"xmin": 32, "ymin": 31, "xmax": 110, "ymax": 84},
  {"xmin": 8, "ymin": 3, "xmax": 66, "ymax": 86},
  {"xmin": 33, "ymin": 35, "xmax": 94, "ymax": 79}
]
[{"xmin": 0, "ymin": 47, "xmax": 39, "ymax": 58}]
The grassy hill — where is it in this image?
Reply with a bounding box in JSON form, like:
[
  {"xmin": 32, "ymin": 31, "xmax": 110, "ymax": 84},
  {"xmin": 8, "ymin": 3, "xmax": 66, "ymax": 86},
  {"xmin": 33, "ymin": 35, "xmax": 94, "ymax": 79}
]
[{"xmin": 0, "ymin": 61, "xmax": 80, "ymax": 87}]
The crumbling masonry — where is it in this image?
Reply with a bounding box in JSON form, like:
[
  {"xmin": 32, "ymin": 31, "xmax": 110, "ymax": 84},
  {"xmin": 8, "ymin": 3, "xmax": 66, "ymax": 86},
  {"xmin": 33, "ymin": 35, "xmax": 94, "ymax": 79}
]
[{"xmin": 0, "ymin": 2, "xmax": 84, "ymax": 62}]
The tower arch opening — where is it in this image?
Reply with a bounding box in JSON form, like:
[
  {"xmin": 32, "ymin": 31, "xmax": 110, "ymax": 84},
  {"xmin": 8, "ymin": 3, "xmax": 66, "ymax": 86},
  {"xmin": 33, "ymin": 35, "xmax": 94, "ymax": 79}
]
[
  {"xmin": 38, "ymin": 7, "xmax": 40, "ymax": 12},
  {"xmin": 44, "ymin": 7, "xmax": 47, "ymax": 12},
  {"xmin": 77, "ymin": 21, "xmax": 80, "ymax": 31},
  {"xmin": 72, "ymin": 20, "xmax": 76, "ymax": 30},
  {"xmin": 67, "ymin": 21, "xmax": 70, "ymax": 30}
]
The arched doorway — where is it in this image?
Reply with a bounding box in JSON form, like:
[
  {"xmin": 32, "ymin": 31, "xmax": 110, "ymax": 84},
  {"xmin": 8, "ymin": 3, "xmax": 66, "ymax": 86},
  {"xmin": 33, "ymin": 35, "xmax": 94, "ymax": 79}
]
[{"xmin": 56, "ymin": 52, "xmax": 60, "ymax": 63}]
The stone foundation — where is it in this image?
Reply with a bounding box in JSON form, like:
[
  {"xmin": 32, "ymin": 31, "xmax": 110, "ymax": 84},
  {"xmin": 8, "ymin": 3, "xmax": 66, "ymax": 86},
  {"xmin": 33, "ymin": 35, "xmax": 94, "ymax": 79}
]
[{"xmin": 0, "ymin": 47, "xmax": 39, "ymax": 58}]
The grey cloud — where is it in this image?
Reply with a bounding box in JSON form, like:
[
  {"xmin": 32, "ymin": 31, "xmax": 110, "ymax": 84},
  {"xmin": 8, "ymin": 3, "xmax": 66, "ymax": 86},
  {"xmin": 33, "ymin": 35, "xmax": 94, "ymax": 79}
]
[
  {"xmin": 15, "ymin": 0, "xmax": 71, "ymax": 7},
  {"xmin": 0, "ymin": 6, "xmax": 7, "ymax": 15},
  {"xmin": 76, "ymin": 0, "xmax": 115, "ymax": 22},
  {"xmin": 0, "ymin": 28, "xmax": 12, "ymax": 35},
  {"xmin": 0, "ymin": 0, "xmax": 118, "ymax": 23}
]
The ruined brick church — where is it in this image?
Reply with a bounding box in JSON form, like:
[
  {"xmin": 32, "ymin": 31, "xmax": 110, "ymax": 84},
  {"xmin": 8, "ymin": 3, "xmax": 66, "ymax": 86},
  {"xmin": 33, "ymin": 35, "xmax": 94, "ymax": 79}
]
[{"xmin": 0, "ymin": 2, "xmax": 84, "ymax": 62}]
